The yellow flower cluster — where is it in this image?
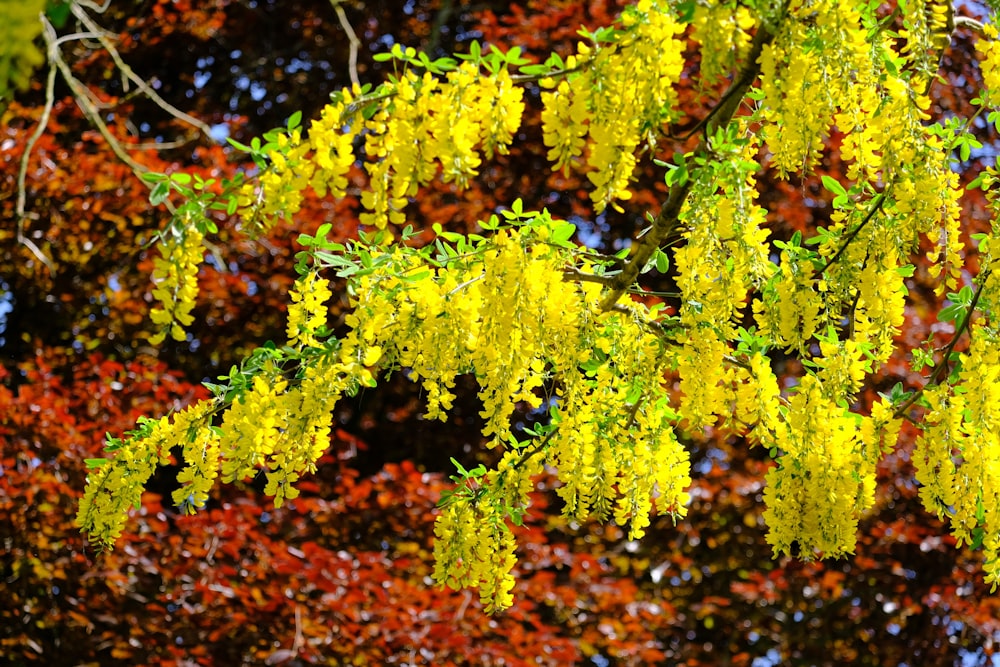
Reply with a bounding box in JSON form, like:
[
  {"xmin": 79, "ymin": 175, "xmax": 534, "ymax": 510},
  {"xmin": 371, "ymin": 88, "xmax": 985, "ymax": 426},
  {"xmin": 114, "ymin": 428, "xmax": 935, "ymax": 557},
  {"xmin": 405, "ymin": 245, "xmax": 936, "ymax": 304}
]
[
  {"xmin": 815, "ymin": 338, "xmax": 871, "ymax": 399},
  {"xmin": 689, "ymin": 1, "xmax": 755, "ymax": 86},
  {"xmin": 76, "ymin": 404, "xmax": 212, "ymax": 549},
  {"xmin": 308, "ymin": 88, "xmax": 362, "ymax": 199},
  {"xmin": 432, "ymin": 500, "xmax": 517, "ymax": 614},
  {"xmin": 148, "ymin": 221, "xmax": 204, "ymax": 344},
  {"xmin": 913, "ymin": 384, "xmax": 961, "ymax": 521},
  {"xmin": 540, "ymin": 0, "xmax": 685, "ymax": 212},
  {"xmin": 172, "ymin": 404, "xmax": 222, "ymax": 515},
  {"xmin": 676, "ymin": 331, "xmax": 732, "ymax": 430},
  {"xmin": 758, "ymin": 22, "xmax": 831, "ymax": 175},
  {"xmin": 286, "ymin": 271, "xmax": 332, "ymax": 348},
  {"xmin": 216, "ymin": 359, "xmax": 354, "ymax": 508},
  {"xmin": 981, "ymin": 24, "xmax": 1000, "ymax": 107},
  {"xmin": 898, "ymin": 0, "xmax": 953, "ymax": 88},
  {"xmin": 761, "ymin": 376, "xmax": 877, "ymax": 559},
  {"xmin": 733, "ymin": 353, "xmax": 783, "ymax": 433},
  {"xmin": 753, "ymin": 251, "xmax": 822, "ymax": 351},
  {"xmin": 237, "ymin": 128, "xmax": 313, "ymax": 232},
  {"xmin": 674, "ymin": 131, "xmax": 773, "ymax": 337},
  {"xmin": 360, "ymin": 66, "xmax": 525, "ymax": 227},
  {"xmin": 853, "ymin": 257, "xmax": 907, "ymax": 363},
  {"xmin": 914, "ymin": 328, "xmax": 1000, "ymax": 588}
]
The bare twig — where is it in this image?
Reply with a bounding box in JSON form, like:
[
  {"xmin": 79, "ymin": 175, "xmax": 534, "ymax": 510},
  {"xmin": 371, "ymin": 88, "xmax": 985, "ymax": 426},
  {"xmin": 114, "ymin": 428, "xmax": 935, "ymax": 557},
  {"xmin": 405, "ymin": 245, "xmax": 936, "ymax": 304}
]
[
  {"xmin": 330, "ymin": 0, "xmax": 361, "ymax": 88},
  {"xmin": 75, "ymin": 0, "xmax": 111, "ymax": 11},
  {"xmin": 562, "ymin": 266, "xmax": 615, "ymax": 286},
  {"xmin": 955, "ymin": 16, "xmax": 987, "ymax": 38},
  {"xmin": 514, "ymin": 426, "xmax": 558, "ymax": 468},
  {"xmin": 15, "ymin": 22, "xmax": 59, "ymax": 273},
  {"xmin": 70, "ymin": 3, "xmax": 215, "ymax": 140},
  {"xmin": 43, "ymin": 17, "xmax": 150, "ymax": 176}
]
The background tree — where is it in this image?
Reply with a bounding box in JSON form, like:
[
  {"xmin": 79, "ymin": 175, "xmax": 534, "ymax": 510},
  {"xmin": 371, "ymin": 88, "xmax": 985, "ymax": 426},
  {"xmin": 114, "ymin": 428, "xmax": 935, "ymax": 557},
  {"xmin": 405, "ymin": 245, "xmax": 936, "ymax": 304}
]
[{"xmin": 4, "ymin": 1, "xmax": 1000, "ymax": 665}]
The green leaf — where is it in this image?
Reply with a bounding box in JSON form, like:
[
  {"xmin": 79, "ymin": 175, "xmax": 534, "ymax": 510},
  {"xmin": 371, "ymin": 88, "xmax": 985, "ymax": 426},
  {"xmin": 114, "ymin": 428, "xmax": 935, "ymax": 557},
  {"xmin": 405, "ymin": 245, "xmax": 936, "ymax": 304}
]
[
  {"xmin": 149, "ymin": 181, "xmax": 170, "ymax": 206},
  {"xmin": 550, "ymin": 222, "xmax": 576, "ymax": 245},
  {"xmin": 287, "ymin": 110, "xmax": 303, "ymax": 130},
  {"xmin": 937, "ymin": 304, "xmax": 964, "ymax": 323},
  {"xmin": 140, "ymin": 171, "xmax": 166, "ymax": 184},
  {"xmin": 519, "ymin": 63, "xmax": 550, "ymax": 76},
  {"xmin": 821, "ymin": 175, "xmax": 847, "ymax": 197},
  {"xmin": 654, "ymin": 248, "xmax": 669, "ymax": 273},
  {"xmin": 227, "ymin": 138, "xmax": 252, "ymax": 152},
  {"xmin": 450, "ymin": 456, "xmax": 470, "ymax": 477},
  {"xmin": 85, "ymin": 458, "xmax": 110, "ymax": 469}
]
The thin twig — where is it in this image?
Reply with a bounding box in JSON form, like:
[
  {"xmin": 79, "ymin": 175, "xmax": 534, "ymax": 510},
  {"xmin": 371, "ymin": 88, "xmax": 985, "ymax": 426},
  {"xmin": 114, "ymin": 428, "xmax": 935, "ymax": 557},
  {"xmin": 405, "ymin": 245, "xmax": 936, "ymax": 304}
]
[
  {"xmin": 955, "ymin": 16, "xmax": 987, "ymax": 38},
  {"xmin": 15, "ymin": 22, "xmax": 59, "ymax": 273},
  {"xmin": 446, "ymin": 272, "xmax": 484, "ymax": 295},
  {"xmin": 51, "ymin": 31, "xmax": 104, "ymax": 48},
  {"xmin": 562, "ymin": 266, "xmax": 615, "ymax": 286},
  {"xmin": 608, "ymin": 303, "xmax": 682, "ymax": 341},
  {"xmin": 515, "ymin": 426, "xmax": 558, "ymax": 468},
  {"xmin": 76, "ymin": 0, "xmax": 111, "ymax": 11},
  {"xmin": 812, "ymin": 192, "xmax": 887, "ymax": 279},
  {"xmin": 331, "ymin": 0, "xmax": 361, "ymax": 88},
  {"xmin": 70, "ymin": 3, "xmax": 214, "ymax": 140},
  {"xmin": 44, "ymin": 18, "xmax": 149, "ymax": 176},
  {"xmin": 892, "ymin": 276, "xmax": 988, "ymax": 419}
]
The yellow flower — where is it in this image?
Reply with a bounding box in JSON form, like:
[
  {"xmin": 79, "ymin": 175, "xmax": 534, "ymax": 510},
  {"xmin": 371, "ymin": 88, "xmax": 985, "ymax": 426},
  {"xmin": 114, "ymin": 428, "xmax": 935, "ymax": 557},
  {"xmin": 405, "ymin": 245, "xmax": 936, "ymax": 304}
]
[{"xmin": 149, "ymin": 220, "xmax": 204, "ymax": 344}]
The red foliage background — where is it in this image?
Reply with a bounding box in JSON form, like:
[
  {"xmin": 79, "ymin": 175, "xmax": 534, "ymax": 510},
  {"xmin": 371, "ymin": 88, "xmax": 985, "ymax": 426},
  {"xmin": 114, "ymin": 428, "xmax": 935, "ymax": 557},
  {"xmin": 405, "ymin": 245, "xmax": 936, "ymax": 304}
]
[{"xmin": 2, "ymin": 0, "xmax": 1000, "ymax": 664}]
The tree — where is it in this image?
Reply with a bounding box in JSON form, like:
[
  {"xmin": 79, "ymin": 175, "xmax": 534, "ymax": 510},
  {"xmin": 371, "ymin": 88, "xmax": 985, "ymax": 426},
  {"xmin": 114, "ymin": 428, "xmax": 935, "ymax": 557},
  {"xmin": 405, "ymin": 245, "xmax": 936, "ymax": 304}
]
[{"xmin": 6, "ymin": 0, "xmax": 1000, "ymax": 663}]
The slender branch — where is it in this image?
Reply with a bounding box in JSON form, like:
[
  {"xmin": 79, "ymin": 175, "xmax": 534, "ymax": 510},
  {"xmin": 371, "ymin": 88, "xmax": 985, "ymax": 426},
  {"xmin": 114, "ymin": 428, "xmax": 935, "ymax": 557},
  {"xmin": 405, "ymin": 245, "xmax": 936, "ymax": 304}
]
[
  {"xmin": 51, "ymin": 31, "xmax": 105, "ymax": 48},
  {"xmin": 446, "ymin": 272, "xmax": 484, "ymax": 296},
  {"xmin": 514, "ymin": 426, "xmax": 558, "ymax": 468},
  {"xmin": 892, "ymin": 276, "xmax": 988, "ymax": 420},
  {"xmin": 955, "ymin": 16, "xmax": 987, "ymax": 38},
  {"xmin": 623, "ymin": 393, "xmax": 644, "ymax": 431},
  {"xmin": 76, "ymin": 0, "xmax": 111, "ymax": 11},
  {"xmin": 562, "ymin": 266, "xmax": 615, "ymax": 286},
  {"xmin": 43, "ymin": 18, "xmax": 149, "ymax": 176},
  {"xmin": 70, "ymin": 3, "xmax": 214, "ymax": 140},
  {"xmin": 812, "ymin": 192, "xmax": 887, "ymax": 279},
  {"xmin": 673, "ymin": 46, "xmax": 769, "ymax": 143},
  {"xmin": 608, "ymin": 303, "xmax": 682, "ymax": 341},
  {"xmin": 330, "ymin": 0, "xmax": 361, "ymax": 88},
  {"xmin": 599, "ymin": 24, "xmax": 776, "ymax": 311},
  {"xmin": 510, "ymin": 60, "xmax": 592, "ymax": 85},
  {"xmin": 15, "ymin": 22, "xmax": 59, "ymax": 273}
]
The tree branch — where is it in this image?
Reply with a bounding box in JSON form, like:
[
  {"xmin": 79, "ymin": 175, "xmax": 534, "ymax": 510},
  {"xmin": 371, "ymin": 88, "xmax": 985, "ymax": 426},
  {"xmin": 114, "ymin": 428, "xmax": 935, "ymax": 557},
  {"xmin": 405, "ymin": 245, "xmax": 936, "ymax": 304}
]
[
  {"xmin": 562, "ymin": 266, "xmax": 615, "ymax": 286},
  {"xmin": 892, "ymin": 275, "xmax": 988, "ymax": 420},
  {"xmin": 598, "ymin": 24, "xmax": 776, "ymax": 311},
  {"xmin": 330, "ymin": 0, "xmax": 361, "ymax": 88},
  {"xmin": 812, "ymin": 192, "xmax": 887, "ymax": 280},
  {"xmin": 70, "ymin": 3, "xmax": 215, "ymax": 141},
  {"xmin": 43, "ymin": 17, "xmax": 150, "ymax": 177},
  {"xmin": 15, "ymin": 22, "xmax": 60, "ymax": 273}
]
